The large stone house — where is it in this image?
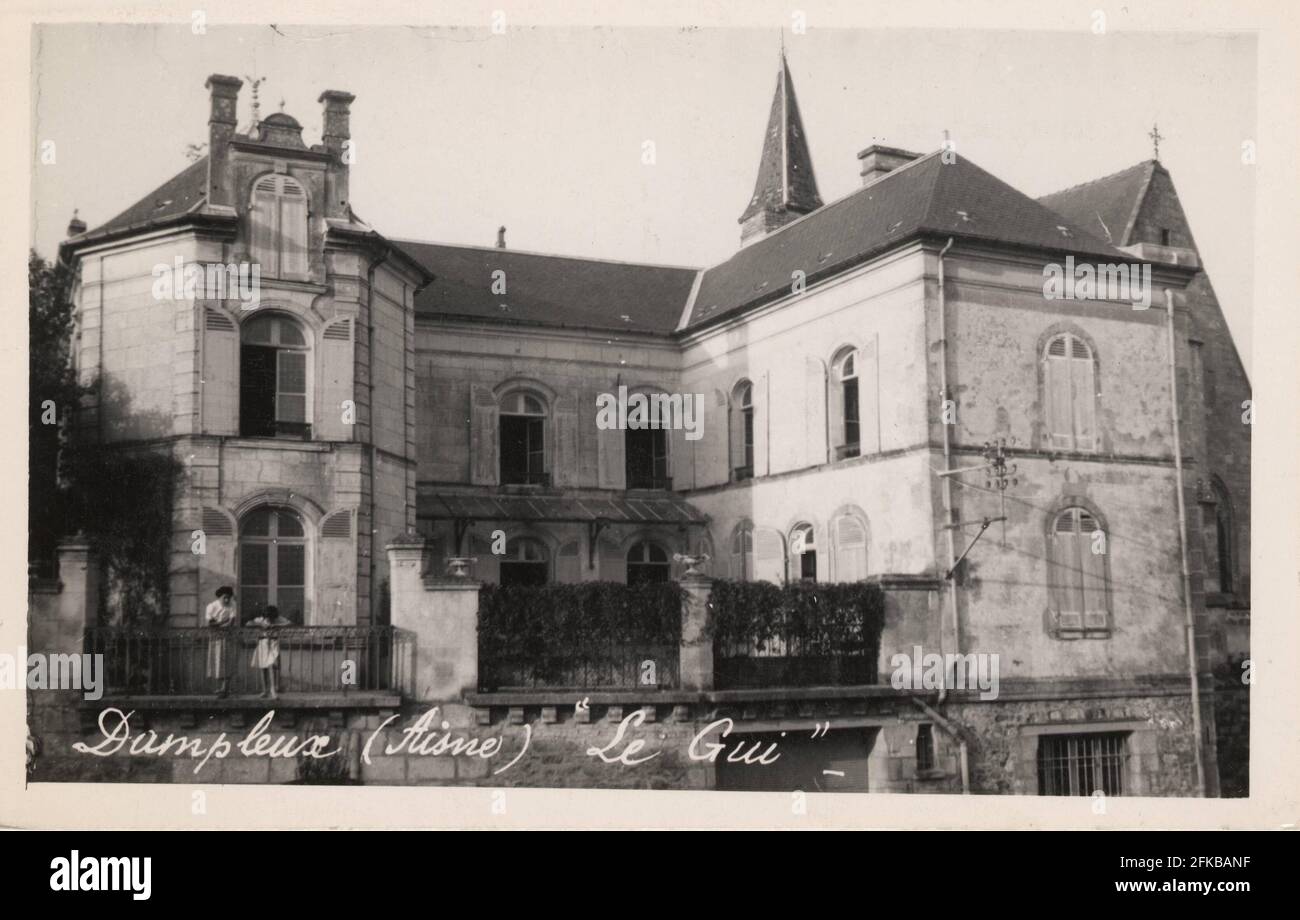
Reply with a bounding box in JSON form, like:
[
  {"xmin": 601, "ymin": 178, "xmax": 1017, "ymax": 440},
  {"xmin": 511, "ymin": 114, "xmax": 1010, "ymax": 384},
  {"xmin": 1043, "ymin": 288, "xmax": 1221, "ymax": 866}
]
[{"xmin": 51, "ymin": 55, "xmax": 1249, "ymax": 794}]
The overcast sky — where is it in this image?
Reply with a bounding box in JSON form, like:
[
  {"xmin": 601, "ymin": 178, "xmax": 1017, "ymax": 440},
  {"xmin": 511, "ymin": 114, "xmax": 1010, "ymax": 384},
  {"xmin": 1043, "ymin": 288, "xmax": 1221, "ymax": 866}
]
[{"xmin": 31, "ymin": 24, "xmax": 1255, "ymax": 367}]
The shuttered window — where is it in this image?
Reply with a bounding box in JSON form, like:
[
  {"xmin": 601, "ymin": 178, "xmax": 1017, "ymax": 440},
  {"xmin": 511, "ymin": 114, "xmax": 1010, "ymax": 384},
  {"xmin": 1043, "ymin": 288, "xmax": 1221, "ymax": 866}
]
[
  {"xmin": 731, "ymin": 523, "xmax": 754, "ymax": 581},
  {"xmin": 240, "ymin": 314, "xmax": 310, "ymax": 438},
  {"xmin": 250, "ymin": 174, "xmax": 309, "ymax": 279},
  {"xmin": 832, "ymin": 513, "xmax": 868, "ymax": 582},
  {"xmin": 1050, "ymin": 507, "xmax": 1109, "ymax": 632},
  {"xmin": 1044, "ymin": 333, "xmax": 1096, "ymax": 451}
]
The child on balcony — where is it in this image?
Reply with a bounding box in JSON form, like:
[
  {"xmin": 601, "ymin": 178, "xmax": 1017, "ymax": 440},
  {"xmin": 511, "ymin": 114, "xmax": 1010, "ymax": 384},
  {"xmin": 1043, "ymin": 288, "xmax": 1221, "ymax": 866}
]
[
  {"xmin": 204, "ymin": 586, "xmax": 238, "ymax": 699},
  {"xmin": 247, "ymin": 605, "xmax": 292, "ymax": 700}
]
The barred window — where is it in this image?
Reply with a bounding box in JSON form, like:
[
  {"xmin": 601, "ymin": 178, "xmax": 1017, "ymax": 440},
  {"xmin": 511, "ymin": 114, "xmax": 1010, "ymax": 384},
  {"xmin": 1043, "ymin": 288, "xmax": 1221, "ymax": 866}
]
[{"xmin": 1037, "ymin": 732, "xmax": 1129, "ymax": 796}]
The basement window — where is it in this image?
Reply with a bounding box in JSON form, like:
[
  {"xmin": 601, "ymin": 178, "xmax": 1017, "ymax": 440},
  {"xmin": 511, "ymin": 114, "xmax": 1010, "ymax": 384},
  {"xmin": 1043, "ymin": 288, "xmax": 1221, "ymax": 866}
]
[{"xmin": 1036, "ymin": 732, "xmax": 1129, "ymax": 796}]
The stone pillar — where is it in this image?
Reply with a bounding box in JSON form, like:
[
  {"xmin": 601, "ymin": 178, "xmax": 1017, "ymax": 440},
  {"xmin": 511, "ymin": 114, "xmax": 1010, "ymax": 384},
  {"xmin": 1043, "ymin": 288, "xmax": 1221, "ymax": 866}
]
[
  {"xmin": 679, "ymin": 574, "xmax": 713, "ymax": 692},
  {"xmin": 387, "ymin": 535, "xmax": 481, "ymax": 703},
  {"xmin": 31, "ymin": 541, "xmax": 99, "ymax": 655}
]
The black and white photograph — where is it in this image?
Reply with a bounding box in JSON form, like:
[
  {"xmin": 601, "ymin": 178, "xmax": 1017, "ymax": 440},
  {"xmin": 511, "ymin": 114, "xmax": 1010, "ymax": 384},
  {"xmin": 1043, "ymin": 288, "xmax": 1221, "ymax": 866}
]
[{"xmin": 6, "ymin": 1, "xmax": 1296, "ymax": 835}]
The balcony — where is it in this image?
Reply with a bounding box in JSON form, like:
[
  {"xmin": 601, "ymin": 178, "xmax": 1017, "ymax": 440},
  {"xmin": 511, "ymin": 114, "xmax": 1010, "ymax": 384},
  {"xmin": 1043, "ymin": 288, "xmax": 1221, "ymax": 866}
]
[
  {"xmin": 85, "ymin": 625, "xmax": 410, "ymax": 705},
  {"xmin": 626, "ymin": 475, "xmax": 673, "ymax": 491}
]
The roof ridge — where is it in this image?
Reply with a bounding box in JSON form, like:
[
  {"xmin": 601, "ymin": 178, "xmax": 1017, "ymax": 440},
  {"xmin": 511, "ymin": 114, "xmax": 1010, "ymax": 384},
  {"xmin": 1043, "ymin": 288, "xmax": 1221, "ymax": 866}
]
[
  {"xmin": 390, "ymin": 236, "xmax": 700, "ymax": 271},
  {"xmin": 1037, "ymin": 159, "xmax": 1156, "ymax": 201}
]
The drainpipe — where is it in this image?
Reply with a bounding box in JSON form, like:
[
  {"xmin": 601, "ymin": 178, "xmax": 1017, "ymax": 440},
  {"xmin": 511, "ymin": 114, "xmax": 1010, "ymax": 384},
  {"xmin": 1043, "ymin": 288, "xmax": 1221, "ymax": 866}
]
[
  {"xmin": 1165, "ymin": 287, "xmax": 1207, "ymax": 796},
  {"xmin": 912, "ymin": 697, "xmax": 970, "ymax": 794},
  {"xmin": 936, "ymin": 237, "xmax": 957, "ymax": 703}
]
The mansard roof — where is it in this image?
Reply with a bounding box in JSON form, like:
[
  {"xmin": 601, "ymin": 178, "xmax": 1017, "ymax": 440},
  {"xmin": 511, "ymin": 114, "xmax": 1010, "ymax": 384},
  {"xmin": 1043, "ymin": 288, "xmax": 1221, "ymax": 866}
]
[
  {"xmin": 394, "ymin": 240, "xmax": 698, "ymax": 336},
  {"xmin": 1037, "ymin": 160, "xmax": 1158, "ymax": 247}
]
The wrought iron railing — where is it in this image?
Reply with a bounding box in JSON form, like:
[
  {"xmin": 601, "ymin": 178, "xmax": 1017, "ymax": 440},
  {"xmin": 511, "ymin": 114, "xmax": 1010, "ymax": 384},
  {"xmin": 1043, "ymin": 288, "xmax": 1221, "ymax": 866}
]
[
  {"xmin": 85, "ymin": 625, "xmax": 411, "ymax": 697},
  {"xmin": 480, "ymin": 643, "xmax": 680, "ymax": 692}
]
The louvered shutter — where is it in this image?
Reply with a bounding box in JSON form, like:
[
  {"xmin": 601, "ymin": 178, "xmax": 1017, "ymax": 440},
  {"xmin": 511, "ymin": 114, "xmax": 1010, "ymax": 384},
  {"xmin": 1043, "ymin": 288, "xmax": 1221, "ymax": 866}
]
[
  {"xmin": 859, "ymin": 337, "xmax": 881, "ymax": 455},
  {"xmin": 596, "ymin": 408, "xmax": 625, "ymax": 489},
  {"xmin": 1052, "ymin": 510, "xmax": 1083, "ymax": 630},
  {"xmin": 1070, "ymin": 337, "xmax": 1096, "ymax": 451},
  {"xmin": 1079, "ymin": 512, "xmax": 1109, "ymax": 629},
  {"xmin": 279, "ymin": 181, "xmax": 309, "ymax": 277},
  {"xmin": 833, "ymin": 515, "xmax": 868, "ymax": 582},
  {"xmin": 700, "ymin": 388, "xmax": 729, "ymax": 486},
  {"xmin": 754, "ymin": 528, "xmax": 786, "ymax": 584},
  {"xmin": 469, "ymin": 384, "xmax": 498, "ymax": 485},
  {"xmin": 203, "ymin": 308, "xmax": 239, "ymax": 435},
  {"xmin": 250, "ymin": 176, "xmax": 279, "ymax": 276},
  {"xmin": 1045, "ymin": 336, "xmax": 1072, "ymax": 449},
  {"xmin": 805, "ymin": 358, "xmax": 828, "ymax": 466},
  {"xmin": 552, "ymin": 395, "xmax": 579, "ymax": 487},
  {"xmin": 753, "ymin": 372, "xmax": 770, "ymax": 476}
]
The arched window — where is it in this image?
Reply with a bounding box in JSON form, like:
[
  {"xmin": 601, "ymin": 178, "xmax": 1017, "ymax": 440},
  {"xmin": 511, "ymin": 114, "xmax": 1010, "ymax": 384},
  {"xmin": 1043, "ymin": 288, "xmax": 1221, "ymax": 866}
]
[
  {"xmin": 831, "ymin": 512, "xmax": 869, "ymax": 582},
  {"xmin": 730, "ymin": 381, "xmax": 754, "ymax": 481},
  {"xmin": 1201, "ymin": 481, "xmax": 1233, "ymax": 595},
  {"xmin": 239, "ymin": 506, "xmax": 307, "ymax": 624},
  {"xmin": 790, "ymin": 523, "xmax": 817, "ymax": 582},
  {"xmin": 730, "ymin": 522, "xmax": 754, "ymax": 581},
  {"xmin": 250, "ymin": 174, "xmax": 309, "ymax": 279},
  {"xmin": 1044, "ymin": 333, "xmax": 1096, "ymax": 451},
  {"xmin": 240, "ymin": 314, "xmax": 310, "ymax": 438},
  {"xmin": 499, "ymin": 390, "xmax": 548, "ymax": 485},
  {"xmin": 832, "ymin": 348, "xmax": 861, "ymax": 459},
  {"xmin": 625, "ymin": 391, "xmax": 670, "ymax": 489},
  {"xmin": 1049, "ymin": 506, "xmax": 1109, "ymax": 633},
  {"xmin": 499, "ymin": 537, "xmax": 549, "ymax": 586},
  {"xmin": 627, "ymin": 541, "xmax": 671, "ymax": 584}
]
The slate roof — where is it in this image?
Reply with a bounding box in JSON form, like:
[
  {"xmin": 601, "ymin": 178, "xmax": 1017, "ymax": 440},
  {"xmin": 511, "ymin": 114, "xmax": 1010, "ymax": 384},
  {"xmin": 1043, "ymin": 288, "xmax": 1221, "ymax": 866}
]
[
  {"xmin": 1037, "ymin": 160, "xmax": 1156, "ymax": 248},
  {"xmin": 393, "ymin": 240, "xmax": 698, "ymax": 335},
  {"xmin": 740, "ymin": 53, "xmax": 823, "ymax": 223},
  {"xmin": 74, "ymin": 155, "xmax": 210, "ymax": 243},
  {"xmin": 686, "ymin": 151, "xmax": 1127, "ymax": 329},
  {"xmin": 420, "ymin": 491, "xmax": 708, "ymax": 525}
]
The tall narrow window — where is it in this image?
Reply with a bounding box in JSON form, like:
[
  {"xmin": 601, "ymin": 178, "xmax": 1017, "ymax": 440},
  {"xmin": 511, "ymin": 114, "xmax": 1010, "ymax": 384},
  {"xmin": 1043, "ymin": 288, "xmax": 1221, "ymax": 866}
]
[
  {"xmin": 250, "ymin": 174, "xmax": 309, "ymax": 279},
  {"xmin": 1201, "ymin": 482, "xmax": 1233, "ymax": 595},
  {"xmin": 731, "ymin": 381, "xmax": 754, "ymax": 481},
  {"xmin": 239, "ymin": 506, "xmax": 307, "ymax": 624},
  {"xmin": 499, "ymin": 391, "xmax": 548, "ymax": 485},
  {"xmin": 730, "ymin": 522, "xmax": 754, "ymax": 581},
  {"xmin": 626, "ymin": 541, "xmax": 671, "ymax": 585},
  {"xmin": 240, "ymin": 314, "xmax": 310, "ymax": 439},
  {"xmin": 1049, "ymin": 507, "xmax": 1109, "ymax": 633},
  {"xmin": 916, "ymin": 724, "xmax": 936, "ymax": 773},
  {"xmin": 834, "ymin": 349, "xmax": 860, "ymax": 459},
  {"xmin": 626, "ymin": 425, "xmax": 669, "ymax": 489},
  {"xmin": 499, "ymin": 538, "xmax": 549, "ymax": 586},
  {"xmin": 790, "ymin": 523, "xmax": 817, "ymax": 582},
  {"xmin": 1044, "ymin": 333, "xmax": 1096, "ymax": 451},
  {"xmin": 831, "ymin": 513, "xmax": 868, "ymax": 582}
]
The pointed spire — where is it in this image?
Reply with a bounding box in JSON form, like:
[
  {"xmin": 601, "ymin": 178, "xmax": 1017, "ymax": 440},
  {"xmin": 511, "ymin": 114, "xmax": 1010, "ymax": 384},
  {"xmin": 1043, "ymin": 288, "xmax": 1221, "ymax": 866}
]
[{"xmin": 739, "ymin": 48, "xmax": 823, "ymax": 246}]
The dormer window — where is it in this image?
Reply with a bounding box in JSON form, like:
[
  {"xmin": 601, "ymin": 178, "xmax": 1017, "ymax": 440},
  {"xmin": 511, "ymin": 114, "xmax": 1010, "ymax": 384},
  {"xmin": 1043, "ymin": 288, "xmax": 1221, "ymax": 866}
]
[{"xmin": 250, "ymin": 174, "xmax": 309, "ymax": 279}]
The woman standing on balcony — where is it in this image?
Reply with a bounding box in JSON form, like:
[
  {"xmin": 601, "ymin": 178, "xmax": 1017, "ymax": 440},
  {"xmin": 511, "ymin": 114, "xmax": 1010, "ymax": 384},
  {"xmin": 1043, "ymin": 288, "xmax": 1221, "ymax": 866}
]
[
  {"xmin": 205, "ymin": 586, "xmax": 238, "ymax": 699},
  {"xmin": 247, "ymin": 604, "xmax": 291, "ymax": 700}
]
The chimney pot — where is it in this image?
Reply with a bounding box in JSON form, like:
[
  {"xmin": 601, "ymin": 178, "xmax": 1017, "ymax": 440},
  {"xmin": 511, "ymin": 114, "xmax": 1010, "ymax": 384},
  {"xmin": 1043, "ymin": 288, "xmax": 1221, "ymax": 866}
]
[
  {"xmin": 318, "ymin": 89, "xmax": 355, "ymax": 155},
  {"xmin": 496, "ymin": 226, "xmax": 507, "ymax": 249},
  {"xmin": 205, "ymin": 75, "xmax": 243, "ymax": 209},
  {"xmin": 856, "ymin": 144, "xmax": 921, "ymax": 185}
]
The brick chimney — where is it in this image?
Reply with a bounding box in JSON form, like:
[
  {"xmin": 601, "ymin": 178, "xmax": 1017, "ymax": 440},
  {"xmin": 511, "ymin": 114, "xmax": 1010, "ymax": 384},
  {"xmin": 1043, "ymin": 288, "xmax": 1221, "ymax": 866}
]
[
  {"xmin": 318, "ymin": 90, "xmax": 355, "ymax": 219},
  {"xmin": 857, "ymin": 145, "xmax": 921, "ymax": 185},
  {"xmin": 205, "ymin": 74, "xmax": 243, "ymax": 209}
]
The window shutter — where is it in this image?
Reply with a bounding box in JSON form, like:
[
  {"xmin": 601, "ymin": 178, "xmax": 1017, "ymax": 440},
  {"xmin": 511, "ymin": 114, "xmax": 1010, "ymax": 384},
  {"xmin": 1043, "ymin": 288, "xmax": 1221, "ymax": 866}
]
[
  {"xmin": 279, "ymin": 185, "xmax": 309, "ymax": 278},
  {"xmin": 833, "ymin": 515, "xmax": 868, "ymax": 582},
  {"xmin": 320, "ymin": 509, "xmax": 354, "ymax": 539},
  {"xmin": 203, "ymin": 309, "xmax": 239, "ymax": 435},
  {"xmin": 1079, "ymin": 513, "xmax": 1109, "ymax": 629},
  {"xmin": 754, "ymin": 528, "xmax": 786, "ymax": 584},
  {"xmin": 552, "ymin": 395, "xmax": 579, "ymax": 487},
  {"xmin": 1071, "ymin": 344, "xmax": 1096, "ymax": 451},
  {"xmin": 596, "ymin": 394, "xmax": 625, "ymax": 489},
  {"xmin": 1052, "ymin": 510, "xmax": 1083, "ymax": 630},
  {"xmin": 250, "ymin": 178, "xmax": 278, "ymax": 277},
  {"xmin": 859, "ymin": 337, "xmax": 881, "ymax": 454},
  {"xmin": 469, "ymin": 384, "xmax": 498, "ymax": 485},
  {"xmin": 805, "ymin": 357, "xmax": 828, "ymax": 466},
  {"xmin": 753, "ymin": 372, "xmax": 770, "ymax": 476},
  {"xmin": 1045, "ymin": 338, "xmax": 1072, "ymax": 449},
  {"xmin": 699, "ymin": 388, "xmax": 730, "ymax": 486},
  {"xmin": 276, "ymin": 350, "xmax": 307, "ymax": 422}
]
